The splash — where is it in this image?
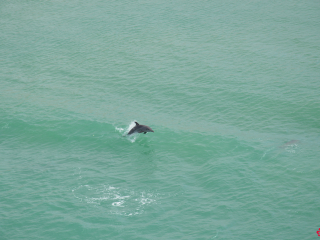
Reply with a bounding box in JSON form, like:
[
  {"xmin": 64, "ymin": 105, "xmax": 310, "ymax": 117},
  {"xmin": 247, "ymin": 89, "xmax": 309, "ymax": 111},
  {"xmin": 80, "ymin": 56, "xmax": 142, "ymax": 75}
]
[
  {"xmin": 115, "ymin": 127, "xmax": 124, "ymax": 132},
  {"xmin": 115, "ymin": 121, "xmax": 139, "ymax": 143},
  {"xmin": 72, "ymin": 184, "xmax": 159, "ymax": 216},
  {"xmin": 280, "ymin": 140, "xmax": 299, "ymax": 153}
]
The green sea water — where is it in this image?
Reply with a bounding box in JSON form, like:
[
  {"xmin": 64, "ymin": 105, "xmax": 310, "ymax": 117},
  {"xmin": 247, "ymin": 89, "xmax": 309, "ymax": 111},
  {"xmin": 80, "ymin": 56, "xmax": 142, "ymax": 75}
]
[{"xmin": 1, "ymin": 0, "xmax": 320, "ymax": 239}]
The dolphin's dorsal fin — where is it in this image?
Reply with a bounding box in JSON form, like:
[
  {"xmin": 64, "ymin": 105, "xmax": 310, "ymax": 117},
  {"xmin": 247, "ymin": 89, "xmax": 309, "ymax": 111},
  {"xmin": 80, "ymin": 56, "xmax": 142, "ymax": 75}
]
[{"xmin": 135, "ymin": 121, "xmax": 139, "ymax": 126}]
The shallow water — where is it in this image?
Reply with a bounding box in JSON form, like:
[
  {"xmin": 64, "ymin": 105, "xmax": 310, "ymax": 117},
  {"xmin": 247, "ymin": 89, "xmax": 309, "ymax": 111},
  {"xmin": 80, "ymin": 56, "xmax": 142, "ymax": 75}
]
[{"xmin": 1, "ymin": 0, "xmax": 319, "ymax": 239}]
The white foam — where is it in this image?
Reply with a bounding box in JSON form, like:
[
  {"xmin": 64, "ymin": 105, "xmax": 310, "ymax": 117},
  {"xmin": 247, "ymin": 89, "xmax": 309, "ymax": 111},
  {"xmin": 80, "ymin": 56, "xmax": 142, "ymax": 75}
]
[{"xmin": 284, "ymin": 143, "xmax": 298, "ymax": 153}]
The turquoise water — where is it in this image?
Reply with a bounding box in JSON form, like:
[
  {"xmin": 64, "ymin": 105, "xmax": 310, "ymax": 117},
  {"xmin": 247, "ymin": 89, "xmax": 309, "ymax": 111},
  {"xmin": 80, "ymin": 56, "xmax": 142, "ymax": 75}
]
[{"xmin": 1, "ymin": 0, "xmax": 320, "ymax": 239}]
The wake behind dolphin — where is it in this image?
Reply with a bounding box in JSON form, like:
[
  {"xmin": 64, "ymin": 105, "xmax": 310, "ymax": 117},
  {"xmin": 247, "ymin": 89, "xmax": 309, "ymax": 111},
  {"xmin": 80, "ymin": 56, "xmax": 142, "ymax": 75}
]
[{"xmin": 127, "ymin": 122, "xmax": 154, "ymax": 135}]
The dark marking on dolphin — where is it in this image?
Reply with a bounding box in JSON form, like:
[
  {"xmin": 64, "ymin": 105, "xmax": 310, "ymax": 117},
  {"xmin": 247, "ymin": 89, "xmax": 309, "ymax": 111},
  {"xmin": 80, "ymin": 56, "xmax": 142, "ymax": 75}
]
[{"xmin": 127, "ymin": 122, "xmax": 154, "ymax": 135}]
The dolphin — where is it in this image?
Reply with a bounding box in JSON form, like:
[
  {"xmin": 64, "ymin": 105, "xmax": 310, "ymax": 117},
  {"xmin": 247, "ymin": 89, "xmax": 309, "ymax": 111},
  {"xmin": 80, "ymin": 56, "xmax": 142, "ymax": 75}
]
[
  {"xmin": 127, "ymin": 122, "xmax": 154, "ymax": 135},
  {"xmin": 280, "ymin": 140, "xmax": 299, "ymax": 148}
]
